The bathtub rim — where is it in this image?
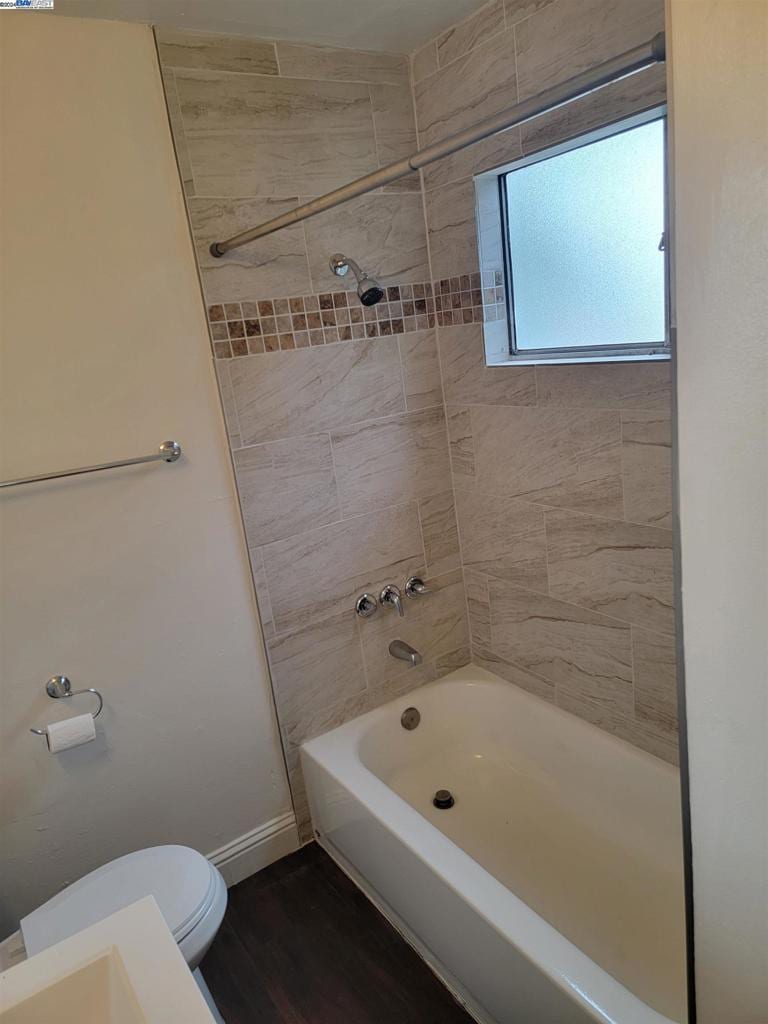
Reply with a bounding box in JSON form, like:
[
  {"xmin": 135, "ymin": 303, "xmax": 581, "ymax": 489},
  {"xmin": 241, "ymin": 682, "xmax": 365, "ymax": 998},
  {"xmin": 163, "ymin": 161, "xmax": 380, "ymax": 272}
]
[{"xmin": 302, "ymin": 664, "xmax": 681, "ymax": 1024}]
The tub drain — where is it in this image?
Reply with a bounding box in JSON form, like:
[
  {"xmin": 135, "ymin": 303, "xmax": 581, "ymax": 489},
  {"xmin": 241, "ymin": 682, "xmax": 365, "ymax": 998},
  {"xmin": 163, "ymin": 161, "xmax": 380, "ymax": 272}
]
[{"xmin": 433, "ymin": 789, "xmax": 455, "ymax": 809}]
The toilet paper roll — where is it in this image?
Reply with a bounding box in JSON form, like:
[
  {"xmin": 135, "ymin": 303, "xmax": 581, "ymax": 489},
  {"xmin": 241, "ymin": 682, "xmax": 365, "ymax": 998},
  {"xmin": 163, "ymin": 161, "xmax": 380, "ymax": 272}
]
[{"xmin": 45, "ymin": 714, "xmax": 96, "ymax": 753}]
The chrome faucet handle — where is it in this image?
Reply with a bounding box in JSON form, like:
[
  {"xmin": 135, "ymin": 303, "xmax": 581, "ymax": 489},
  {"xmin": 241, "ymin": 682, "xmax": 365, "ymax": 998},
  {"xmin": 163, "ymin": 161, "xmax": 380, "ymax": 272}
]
[
  {"xmin": 405, "ymin": 576, "xmax": 430, "ymax": 599},
  {"xmin": 355, "ymin": 593, "xmax": 378, "ymax": 618},
  {"xmin": 380, "ymin": 584, "xmax": 404, "ymax": 617}
]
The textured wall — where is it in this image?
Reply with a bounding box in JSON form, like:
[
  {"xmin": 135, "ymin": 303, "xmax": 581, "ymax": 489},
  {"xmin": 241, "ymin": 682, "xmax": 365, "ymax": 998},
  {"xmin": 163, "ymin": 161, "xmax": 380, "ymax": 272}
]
[
  {"xmin": 157, "ymin": 31, "xmax": 469, "ymax": 838},
  {"xmin": 413, "ymin": 0, "xmax": 678, "ymax": 764}
]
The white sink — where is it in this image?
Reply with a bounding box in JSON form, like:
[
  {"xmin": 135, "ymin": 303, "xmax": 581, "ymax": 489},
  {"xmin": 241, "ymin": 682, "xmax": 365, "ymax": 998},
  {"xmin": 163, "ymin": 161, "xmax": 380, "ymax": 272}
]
[{"xmin": 0, "ymin": 897, "xmax": 215, "ymax": 1023}]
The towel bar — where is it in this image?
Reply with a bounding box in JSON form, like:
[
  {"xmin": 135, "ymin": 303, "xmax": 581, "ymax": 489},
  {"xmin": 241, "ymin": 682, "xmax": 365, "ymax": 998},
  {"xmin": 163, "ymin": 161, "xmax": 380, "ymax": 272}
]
[{"xmin": 0, "ymin": 441, "xmax": 181, "ymax": 490}]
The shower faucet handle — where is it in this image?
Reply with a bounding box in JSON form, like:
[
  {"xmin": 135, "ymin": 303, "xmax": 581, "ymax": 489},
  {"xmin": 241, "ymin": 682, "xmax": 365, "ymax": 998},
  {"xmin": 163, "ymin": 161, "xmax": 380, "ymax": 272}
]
[
  {"xmin": 380, "ymin": 584, "xmax": 404, "ymax": 617},
  {"xmin": 405, "ymin": 576, "xmax": 430, "ymax": 599}
]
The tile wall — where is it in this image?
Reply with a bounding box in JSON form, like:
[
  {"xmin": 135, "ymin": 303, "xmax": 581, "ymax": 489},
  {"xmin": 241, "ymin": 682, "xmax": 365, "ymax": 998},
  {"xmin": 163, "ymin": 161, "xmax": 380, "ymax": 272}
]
[
  {"xmin": 414, "ymin": 0, "xmax": 678, "ymax": 764},
  {"xmin": 157, "ymin": 30, "xmax": 468, "ymax": 837},
  {"xmin": 159, "ymin": 0, "xmax": 678, "ymax": 837}
]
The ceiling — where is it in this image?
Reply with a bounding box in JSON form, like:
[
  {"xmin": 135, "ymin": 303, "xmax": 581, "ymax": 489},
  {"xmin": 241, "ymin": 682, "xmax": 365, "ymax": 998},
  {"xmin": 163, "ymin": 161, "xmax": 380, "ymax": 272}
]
[{"xmin": 52, "ymin": 0, "xmax": 489, "ymax": 53}]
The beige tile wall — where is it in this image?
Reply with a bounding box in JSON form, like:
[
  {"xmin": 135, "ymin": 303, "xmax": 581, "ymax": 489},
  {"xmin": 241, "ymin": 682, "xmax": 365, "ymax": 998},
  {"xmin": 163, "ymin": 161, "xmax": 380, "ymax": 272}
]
[
  {"xmin": 157, "ymin": 29, "xmax": 466, "ymax": 838},
  {"xmin": 159, "ymin": 0, "xmax": 678, "ymax": 842},
  {"xmin": 413, "ymin": 0, "xmax": 678, "ymax": 764}
]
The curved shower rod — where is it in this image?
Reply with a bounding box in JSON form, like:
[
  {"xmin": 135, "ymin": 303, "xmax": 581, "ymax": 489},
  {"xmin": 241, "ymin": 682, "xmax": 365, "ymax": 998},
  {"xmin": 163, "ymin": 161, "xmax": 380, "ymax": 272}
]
[{"xmin": 210, "ymin": 32, "xmax": 665, "ymax": 258}]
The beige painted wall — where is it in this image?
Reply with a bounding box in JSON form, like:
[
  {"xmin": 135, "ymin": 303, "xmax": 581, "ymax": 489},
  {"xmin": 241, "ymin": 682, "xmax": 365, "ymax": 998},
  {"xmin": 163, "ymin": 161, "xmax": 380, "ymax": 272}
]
[
  {"xmin": 0, "ymin": 14, "xmax": 293, "ymax": 935},
  {"xmin": 669, "ymin": 1, "xmax": 768, "ymax": 1020}
]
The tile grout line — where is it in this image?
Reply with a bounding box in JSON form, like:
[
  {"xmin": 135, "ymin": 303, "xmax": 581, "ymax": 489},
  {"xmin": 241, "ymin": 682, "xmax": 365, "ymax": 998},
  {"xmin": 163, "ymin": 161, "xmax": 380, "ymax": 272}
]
[
  {"xmin": 413, "ymin": 6, "xmax": 511, "ymax": 86},
  {"xmin": 469, "ymin": 566, "xmax": 676, "ymax": 638}
]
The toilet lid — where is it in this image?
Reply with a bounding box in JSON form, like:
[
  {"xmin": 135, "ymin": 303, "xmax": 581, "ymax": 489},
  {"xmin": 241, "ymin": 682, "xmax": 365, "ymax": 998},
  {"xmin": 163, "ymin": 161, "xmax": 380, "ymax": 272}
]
[{"xmin": 21, "ymin": 845, "xmax": 218, "ymax": 956}]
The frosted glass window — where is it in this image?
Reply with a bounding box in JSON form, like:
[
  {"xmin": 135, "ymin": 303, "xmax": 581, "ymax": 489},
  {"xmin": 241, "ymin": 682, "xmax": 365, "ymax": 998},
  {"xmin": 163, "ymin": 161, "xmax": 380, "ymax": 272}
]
[{"xmin": 504, "ymin": 118, "xmax": 666, "ymax": 353}]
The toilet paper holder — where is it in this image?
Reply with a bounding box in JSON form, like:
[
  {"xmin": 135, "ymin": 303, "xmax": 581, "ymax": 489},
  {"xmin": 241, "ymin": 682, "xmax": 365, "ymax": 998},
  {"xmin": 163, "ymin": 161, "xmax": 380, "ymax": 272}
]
[{"xmin": 30, "ymin": 676, "xmax": 104, "ymax": 736}]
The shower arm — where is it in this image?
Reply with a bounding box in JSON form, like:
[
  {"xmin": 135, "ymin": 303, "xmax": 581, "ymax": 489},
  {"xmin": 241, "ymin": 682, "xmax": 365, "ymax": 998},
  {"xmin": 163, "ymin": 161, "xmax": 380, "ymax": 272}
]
[{"xmin": 209, "ymin": 33, "xmax": 665, "ymax": 258}]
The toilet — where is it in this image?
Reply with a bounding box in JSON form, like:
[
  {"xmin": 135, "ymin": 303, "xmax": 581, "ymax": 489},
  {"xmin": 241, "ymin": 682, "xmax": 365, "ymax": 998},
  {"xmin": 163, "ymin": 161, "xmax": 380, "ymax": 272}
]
[{"xmin": 3, "ymin": 845, "xmax": 227, "ymax": 1013}]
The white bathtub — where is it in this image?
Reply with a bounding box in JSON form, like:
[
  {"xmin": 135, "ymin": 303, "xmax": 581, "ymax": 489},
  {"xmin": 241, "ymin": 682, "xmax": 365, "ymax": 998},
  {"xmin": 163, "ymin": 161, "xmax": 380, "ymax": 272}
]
[{"xmin": 302, "ymin": 665, "xmax": 687, "ymax": 1024}]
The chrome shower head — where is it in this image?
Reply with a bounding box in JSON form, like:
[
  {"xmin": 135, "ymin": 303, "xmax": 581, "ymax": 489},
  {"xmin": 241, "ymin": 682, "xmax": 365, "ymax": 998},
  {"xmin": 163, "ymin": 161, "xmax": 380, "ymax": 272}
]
[{"xmin": 329, "ymin": 253, "xmax": 385, "ymax": 307}]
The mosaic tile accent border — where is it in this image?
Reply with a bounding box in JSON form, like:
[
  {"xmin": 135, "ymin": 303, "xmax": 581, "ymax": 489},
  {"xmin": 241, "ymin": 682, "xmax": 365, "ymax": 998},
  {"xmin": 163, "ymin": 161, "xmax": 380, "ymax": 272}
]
[{"xmin": 208, "ymin": 272, "xmax": 507, "ymax": 358}]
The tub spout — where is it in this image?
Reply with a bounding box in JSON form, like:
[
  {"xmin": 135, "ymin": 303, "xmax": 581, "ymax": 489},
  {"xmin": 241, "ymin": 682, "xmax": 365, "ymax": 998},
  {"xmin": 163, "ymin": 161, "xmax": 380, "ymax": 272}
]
[{"xmin": 389, "ymin": 639, "xmax": 422, "ymax": 666}]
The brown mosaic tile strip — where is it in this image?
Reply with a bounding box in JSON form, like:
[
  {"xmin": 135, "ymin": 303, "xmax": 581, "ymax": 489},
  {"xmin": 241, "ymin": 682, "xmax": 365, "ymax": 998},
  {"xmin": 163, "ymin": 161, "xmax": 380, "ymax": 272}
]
[{"xmin": 208, "ymin": 275, "xmax": 507, "ymax": 358}]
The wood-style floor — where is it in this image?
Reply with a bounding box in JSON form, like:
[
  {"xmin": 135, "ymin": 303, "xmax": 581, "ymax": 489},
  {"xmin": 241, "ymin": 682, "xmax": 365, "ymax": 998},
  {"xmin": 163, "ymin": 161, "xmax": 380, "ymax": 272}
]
[{"xmin": 200, "ymin": 842, "xmax": 474, "ymax": 1023}]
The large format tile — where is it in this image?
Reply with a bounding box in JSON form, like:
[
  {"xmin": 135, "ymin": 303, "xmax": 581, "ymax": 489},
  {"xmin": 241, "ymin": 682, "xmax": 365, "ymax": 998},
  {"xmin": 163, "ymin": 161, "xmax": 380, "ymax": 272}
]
[
  {"xmin": 474, "ymin": 644, "xmax": 556, "ymax": 702},
  {"xmin": 303, "ymin": 193, "xmax": 430, "ymax": 290},
  {"xmin": 261, "ymin": 502, "xmax": 425, "ymax": 633},
  {"xmin": 230, "ymin": 338, "xmax": 405, "ymax": 446},
  {"xmin": 248, "ymin": 548, "xmax": 275, "ymax": 639},
  {"xmin": 214, "ymin": 360, "xmax": 239, "ymax": 443},
  {"xmin": 515, "ymin": 0, "xmax": 665, "ymax": 102},
  {"xmin": 189, "ymin": 197, "xmax": 311, "ymax": 303},
  {"xmin": 468, "ymin": 405, "xmax": 624, "ymax": 518},
  {"xmin": 438, "ymin": 323, "xmax": 536, "ymax": 406},
  {"xmin": 268, "ymin": 613, "xmax": 366, "ymax": 738},
  {"xmin": 234, "ymin": 435, "xmax": 340, "ymax": 547},
  {"xmin": 436, "ymin": 0, "xmax": 505, "ymax": 67},
  {"xmin": 632, "ymin": 626, "xmax": 678, "ymax": 734},
  {"xmin": 416, "ymin": 28, "xmax": 520, "ymax": 188},
  {"xmin": 411, "ymin": 40, "xmax": 438, "ymax": 84},
  {"xmin": 556, "ymin": 688, "xmax": 678, "ymax": 765},
  {"xmin": 424, "ymin": 178, "xmax": 478, "ymax": 280},
  {"xmin": 521, "ymin": 65, "xmax": 667, "ymax": 156},
  {"xmin": 535, "ymin": 361, "xmax": 672, "ymax": 410},
  {"xmin": 370, "ymin": 83, "xmax": 419, "ymax": 172},
  {"xmin": 156, "ymin": 28, "xmax": 278, "ymax": 75},
  {"xmin": 446, "ymin": 406, "xmax": 475, "ymax": 482},
  {"xmin": 282, "ymin": 689, "xmax": 374, "ymax": 753},
  {"xmin": 176, "ymin": 67, "xmax": 374, "ymax": 133},
  {"xmin": 398, "ymin": 330, "xmax": 443, "ymax": 411},
  {"xmin": 176, "ymin": 69, "xmax": 378, "ymax": 195},
  {"xmin": 275, "ymin": 43, "xmax": 409, "ymax": 85},
  {"xmin": 415, "ymin": 27, "xmax": 517, "ymax": 151},
  {"xmin": 359, "ymin": 569, "xmax": 469, "ymax": 689},
  {"xmin": 621, "ymin": 410, "xmax": 673, "ymax": 528},
  {"xmin": 423, "ymin": 128, "xmax": 522, "ymax": 192},
  {"xmin": 159, "ymin": 67, "xmax": 195, "ymax": 196},
  {"xmin": 464, "ymin": 567, "xmax": 492, "ymax": 652},
  {"xmin": 488, "ymin": 578, "xmax": 634, "ymax": 712},
  {"xmin": 186, "ymin": 129, "xmax": 378, "ymax": 197},
  {"xmin": 331, "ymin": 407, "xmax": 452, "ymax": 517},
  {"xmin": 455, "ymin": 490, "xmax": 548, "ymax": 591},
  {"xmin": 418, "ymin": 491, "xmax": 461, "ymax": 577},
  {"xmin": 545, "ymin": 510, "xmax": 675, "ymax": 635}
]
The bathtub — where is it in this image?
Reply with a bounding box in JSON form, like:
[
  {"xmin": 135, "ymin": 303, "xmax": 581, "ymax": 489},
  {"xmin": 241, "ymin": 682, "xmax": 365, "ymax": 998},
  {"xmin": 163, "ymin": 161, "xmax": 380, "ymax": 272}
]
[{"xmin": 301, "ymin": 665, "xmax": 687, "ymax": 1024}]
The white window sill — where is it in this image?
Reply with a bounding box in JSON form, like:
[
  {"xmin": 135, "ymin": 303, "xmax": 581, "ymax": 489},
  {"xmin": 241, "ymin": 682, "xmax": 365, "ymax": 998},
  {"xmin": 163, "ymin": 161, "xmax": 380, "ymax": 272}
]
[{"xmin": 487, "ymin": 352, "xmax": 671, "ymax": 367}]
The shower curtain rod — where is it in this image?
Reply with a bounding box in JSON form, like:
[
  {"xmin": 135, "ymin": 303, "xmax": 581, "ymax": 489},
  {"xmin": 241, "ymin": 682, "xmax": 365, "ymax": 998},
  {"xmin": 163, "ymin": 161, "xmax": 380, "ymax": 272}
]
[{"xmin": 210, "ymin": 32, "xmax": 665, "ymax": 258}]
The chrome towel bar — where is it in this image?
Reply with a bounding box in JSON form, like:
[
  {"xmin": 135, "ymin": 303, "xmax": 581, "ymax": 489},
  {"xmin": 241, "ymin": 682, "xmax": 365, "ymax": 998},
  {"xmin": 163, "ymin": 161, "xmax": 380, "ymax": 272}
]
[{"xmin": 0, "ymin": 441, "xmax": 181, "ymax": 490}]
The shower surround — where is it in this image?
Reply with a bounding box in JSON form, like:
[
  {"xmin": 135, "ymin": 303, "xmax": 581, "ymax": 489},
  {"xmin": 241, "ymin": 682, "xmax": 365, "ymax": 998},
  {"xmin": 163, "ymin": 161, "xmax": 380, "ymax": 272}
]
[{"xmin": 157, "ymin": 0, "xmax": 676, "ymax": 838}]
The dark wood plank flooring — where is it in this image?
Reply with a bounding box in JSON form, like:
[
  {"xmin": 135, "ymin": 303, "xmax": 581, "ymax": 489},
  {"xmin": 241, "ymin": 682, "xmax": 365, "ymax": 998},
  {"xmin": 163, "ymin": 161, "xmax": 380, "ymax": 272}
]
[{"xmin": 201, "ymin": 842, "xmax": 474, "ymax": 1023}]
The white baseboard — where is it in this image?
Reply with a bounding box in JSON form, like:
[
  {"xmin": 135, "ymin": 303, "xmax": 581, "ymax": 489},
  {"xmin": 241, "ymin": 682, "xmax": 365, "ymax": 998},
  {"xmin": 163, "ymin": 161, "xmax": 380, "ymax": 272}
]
[{"xmin": 206, "ymin": 812, "xmax": 299, "ymax": 887}]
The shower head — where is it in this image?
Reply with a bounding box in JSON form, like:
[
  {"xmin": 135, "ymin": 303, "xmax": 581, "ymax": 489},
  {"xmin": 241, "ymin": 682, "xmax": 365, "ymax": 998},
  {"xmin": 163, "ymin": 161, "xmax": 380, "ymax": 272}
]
[{"xmin": 329, "ymin": 253, "xmax": 385, "ymax": 306}]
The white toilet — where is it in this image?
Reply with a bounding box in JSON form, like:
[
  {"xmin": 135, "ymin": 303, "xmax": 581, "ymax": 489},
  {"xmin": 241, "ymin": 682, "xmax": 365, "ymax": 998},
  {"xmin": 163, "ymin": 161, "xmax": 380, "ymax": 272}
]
[
  {"xmin": 19, "ymin": 845, "xmax": 227, "ymax": 967},
  {"xmin": 3, "ymin": 846, "xmax": 227, "ymax": 1015}
]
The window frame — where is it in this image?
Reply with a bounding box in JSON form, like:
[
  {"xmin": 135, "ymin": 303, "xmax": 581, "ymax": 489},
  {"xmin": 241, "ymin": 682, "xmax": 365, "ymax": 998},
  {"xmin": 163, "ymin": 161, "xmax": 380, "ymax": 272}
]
[{"xmin": 476, "ymin": 106, "xmax": 670, "ymax": 366}]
